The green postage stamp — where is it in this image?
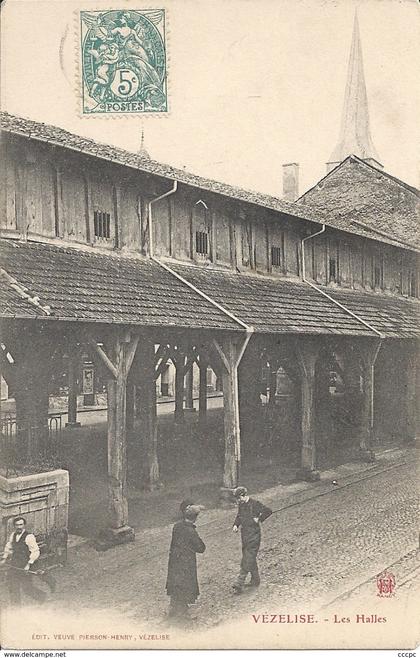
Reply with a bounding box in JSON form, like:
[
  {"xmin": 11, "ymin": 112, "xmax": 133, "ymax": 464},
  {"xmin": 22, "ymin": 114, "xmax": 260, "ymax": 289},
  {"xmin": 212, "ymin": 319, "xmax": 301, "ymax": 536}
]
[{"xmin": 80, "ymin": 9, "xmax": 167, "ymax": 114}]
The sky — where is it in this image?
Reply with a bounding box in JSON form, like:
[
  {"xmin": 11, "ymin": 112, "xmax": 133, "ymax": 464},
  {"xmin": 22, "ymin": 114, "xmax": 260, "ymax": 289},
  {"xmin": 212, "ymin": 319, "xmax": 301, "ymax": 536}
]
[{"xmin": 1, "ymin": 0, "xmax": 419, "ymax": 197}]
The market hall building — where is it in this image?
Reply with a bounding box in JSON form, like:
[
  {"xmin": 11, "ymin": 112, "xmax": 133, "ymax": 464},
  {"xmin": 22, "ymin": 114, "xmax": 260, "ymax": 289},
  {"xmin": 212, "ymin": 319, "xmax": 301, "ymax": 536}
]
[
  {"xmin": 0, "ymin": 18, "xmax": 419, "ymax": 541},
  {"xmin": 0, "ymin": 108, "xmax": 418, "ymax": 538}
]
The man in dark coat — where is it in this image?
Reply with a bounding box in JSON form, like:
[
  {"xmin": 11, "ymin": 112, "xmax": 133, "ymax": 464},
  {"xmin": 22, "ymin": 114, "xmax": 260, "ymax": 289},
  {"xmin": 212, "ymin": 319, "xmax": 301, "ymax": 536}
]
[
  {"xmin": 166, "ymin": 504, "xmax": 206, "ymax": 620},
  {"xmin": 232, "ymin": 486, "xmax": 272, "ymax": 593}
]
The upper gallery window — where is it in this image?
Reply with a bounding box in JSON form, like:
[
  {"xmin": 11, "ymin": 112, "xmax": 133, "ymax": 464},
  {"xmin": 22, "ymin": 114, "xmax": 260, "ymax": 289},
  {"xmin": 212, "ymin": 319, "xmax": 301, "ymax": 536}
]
[
  {"xmin": 195, "ymin": 230, "xmax": 209, "ymax": 256},
  {"xmin": 373, "ymin": 254, "xmax": 384, "ymax": 289},
  {"xmin": 94, "ymin": 211, "xmax": 111, "ymax": 239},
  {"xmin": 271, "ymin": 232, "xmax": 285, "ymax": 270},
  {"xmin": 271, "ymin": 246, "xmax": 283, "ymax": 267},
  {"xmin": 408, "ymin": 270, "xmax": 417, "ymax": 298},
  {"xmin": 329, "ymin": 257, "xmax": 337, "ymax": 282}
]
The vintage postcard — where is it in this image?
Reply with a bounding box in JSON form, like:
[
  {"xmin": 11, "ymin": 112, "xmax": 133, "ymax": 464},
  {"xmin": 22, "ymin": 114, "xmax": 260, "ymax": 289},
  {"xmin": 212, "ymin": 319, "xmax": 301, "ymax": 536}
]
[{"xmin": 0, "ymin": 0, "xmax": 418, "ymax": 653}]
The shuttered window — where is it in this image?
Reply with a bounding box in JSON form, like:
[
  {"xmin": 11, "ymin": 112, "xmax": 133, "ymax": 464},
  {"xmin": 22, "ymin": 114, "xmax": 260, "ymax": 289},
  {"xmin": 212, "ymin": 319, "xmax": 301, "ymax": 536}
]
[
  {"xmin": 94, "ymin": 211, "xmax": 111, "ymax": 239},
  {"xmin": 373, "ymin": 253, "xmax": 384, "ymax": 289},
  {"xmin": 329, "ymin": 257, "xmax": 337, "ymax": 282},
  {"xmin": 195, "ymin": 231, "xmax": 209, "ymax": 255},
  {"xmin": 271, "ymin": 246, "xmax": 282, "ymax": 267},
  {"xmin": 409, "ymin": 271, "xmax": 417, "ymax": 297}
]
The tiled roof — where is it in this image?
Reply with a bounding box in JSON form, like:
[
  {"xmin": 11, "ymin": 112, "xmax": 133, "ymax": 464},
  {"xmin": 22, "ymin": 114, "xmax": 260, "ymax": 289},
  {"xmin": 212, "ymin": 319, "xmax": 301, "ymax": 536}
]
[
  {"xmin": 1, "ymin": 239, "xmax": 418, "ymax": 338},
  {"xmin": 0, "ymin": 239, "xmax": 240, "ymax": 331},
  {"xmin": 299, "ymin": 156, "xmax": 420, "ymax": 252},
  {"xmin": 0, "ymin": 111, "xmax": 324, "ymax": 226},
  {"xmin": 0, "ymin": 275, "xmax": 43, "ymax": 319},
  {"xmin": 324, "ymin": 286, "xmax": 420, "ymax": 339},
  {"xmin": 170, "ymin": 263, "xmax": 376, "ymax": 336},
  {"xmin": 171, "ymin": 263, "xmax": 420, "ymax": 338}
]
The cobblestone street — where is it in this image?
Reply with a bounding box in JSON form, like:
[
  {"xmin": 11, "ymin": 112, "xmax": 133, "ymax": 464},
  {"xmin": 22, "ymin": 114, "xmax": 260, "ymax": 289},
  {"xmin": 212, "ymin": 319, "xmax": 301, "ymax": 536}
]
[{"xmin": 2, "ymin": 445, "xmax": 418, "ymax": 650}]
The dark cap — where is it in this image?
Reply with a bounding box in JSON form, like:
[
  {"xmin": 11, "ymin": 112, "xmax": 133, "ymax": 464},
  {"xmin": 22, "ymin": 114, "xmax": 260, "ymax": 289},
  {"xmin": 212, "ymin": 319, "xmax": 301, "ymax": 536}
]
[
  {"xmin": 180, "ymin": 499, "xmax": 195, "ymax": 515},
  {"xmin": 184, "ymin": 505, "xmax": 202, "ymax": 521},
  {"xmin": 233, "ymin": 486, "xmax": 248, "ymax": 499}
]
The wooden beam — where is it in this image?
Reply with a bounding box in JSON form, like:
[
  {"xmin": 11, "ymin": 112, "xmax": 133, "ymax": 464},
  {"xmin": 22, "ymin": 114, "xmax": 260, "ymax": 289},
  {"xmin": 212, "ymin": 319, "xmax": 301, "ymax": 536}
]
[
  {"xmin": 135, "ymin": 338, "xmax": 160, "ymax": 489},
  {"xmin": 295, "ymin": 338, "xmax": 321, "ymax": 480},
  {"xmin": 89, "ymin": 340, "xmax": 118, "ymax": 379},
  {"xmin": 183, "ymin": 347, "xmax": 197, "ymax": 375},
  {"xmin": 125, "ymin": 334, "xmax": 140, "ymax": 375},
  {"xmin": 185, "ymin": 365, "xmax": 195, "ymax": 411},
  {"xmin": 66, "ymin": 348, "xmax": 81, "ymax": 428},
  {"xmin": 221, "ymin": 339, "xmax": 241, "ymax": 488},
  {"xmin": 113, "ymin": 183, "xmax": 121, "ymax": 249},
  {"xmin": 198, "ymin": 355, "xmax": 208, "ymax": 426},
  {"xmin": 174, "ymin": 353, "xmax": 186, "ymax": 423},
  {"xmin": 105, "ymin": 330, "xmax": 140, "ymax": 533},
  {"xmin": 356, "ymin": 340, "xmax": 381, "ymax": 460},
  {"xmin": 154, "ymin": 344, "xmax": 168, "ymax": 367},
  {"xmin": 126, "ymin": 381, "xmax": 135, "ymax": 431},
  {"xmin": 212, "ymin": 339, "xmax": 230, "ymax": 373},
  {"xmin": 84, "ymin": 175, "xmax": 94, "ymax": 245},
  {"xmin": 155, "ymin": 357, "xmax": 170, "ymax": 381},
  {"xmin": 402, "ymin": 345, "xmax": 418, "ymax": 443}
]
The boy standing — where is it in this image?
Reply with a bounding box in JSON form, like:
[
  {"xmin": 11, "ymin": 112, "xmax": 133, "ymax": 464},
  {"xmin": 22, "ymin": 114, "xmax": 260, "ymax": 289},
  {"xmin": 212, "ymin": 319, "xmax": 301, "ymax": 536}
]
[{"xmin": 232, "ymin": 486, "xmax": 272, "ymax": 593}]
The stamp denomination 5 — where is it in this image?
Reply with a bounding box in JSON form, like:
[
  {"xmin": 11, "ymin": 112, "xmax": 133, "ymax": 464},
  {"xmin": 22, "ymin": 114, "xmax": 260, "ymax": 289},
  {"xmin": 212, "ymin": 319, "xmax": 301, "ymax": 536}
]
[{"xmin": 80, "ymin": 9, "xmax": 167, "ymax": 114}]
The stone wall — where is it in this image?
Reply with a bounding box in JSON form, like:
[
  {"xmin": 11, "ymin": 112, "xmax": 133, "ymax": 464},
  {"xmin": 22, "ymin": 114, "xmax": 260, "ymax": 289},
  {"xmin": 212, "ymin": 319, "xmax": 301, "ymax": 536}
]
[{"xmin": 0, "ymin": 469, "xmax": 69, "ymax": 548}]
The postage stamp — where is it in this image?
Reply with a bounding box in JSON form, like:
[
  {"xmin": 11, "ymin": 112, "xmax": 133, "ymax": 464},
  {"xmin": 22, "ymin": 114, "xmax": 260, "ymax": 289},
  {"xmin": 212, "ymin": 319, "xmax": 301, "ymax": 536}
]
[{"xmin": 80, "ymin": 9, "xmax": 167, "ymax": 114}]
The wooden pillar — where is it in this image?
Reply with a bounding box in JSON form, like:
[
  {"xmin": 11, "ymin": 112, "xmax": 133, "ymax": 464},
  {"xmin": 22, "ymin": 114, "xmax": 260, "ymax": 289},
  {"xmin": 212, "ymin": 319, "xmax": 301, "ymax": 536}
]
[
  {"xmin": 174, "ymin": 354, "xmax": 185, "ymax": 423},
  {"xmin": 198, "ymin": 357, "xmax": 208, "ymax": 426},
  {"xmin": 91, "ymin": 330, "xmax": 138, "ymax": 542},
  {"xmin": 343, "ymin": 345, "xmax": 363, "ymax": 432},
  {"xmin": 357, "ymin": 340, "xmax": 381, "ymax": 461},
  {"xmin": 296, "ymin": 339, "xmax": 320, "ymax": 481},
  {"xmin": 213, "ymin": 338, "xmax": 243, "ymax": 489},
  {"xmin": 221, "ymin": 342, "xmax": 240, "ymax": 488},
  {"xmin": 136, "ymin": 339, "xmax": 160, "ymax": 490},
  {"xmin": 106, "ymin": 339, "xmax": 129, "ymax": 530},
  {"xmin": 184, "ymin": 365, "xmax": 195, "ymax": 411},
  {"xmin": 126, "ymin": 381, "xmax": 135, "ymax": 431},
  {"xmin": 402, "ymin": 345, "xmax": 417, "ymax": 444},
  {"xmin": 66, "ymin": 351, "xmax": 81, "ymax": 428}
]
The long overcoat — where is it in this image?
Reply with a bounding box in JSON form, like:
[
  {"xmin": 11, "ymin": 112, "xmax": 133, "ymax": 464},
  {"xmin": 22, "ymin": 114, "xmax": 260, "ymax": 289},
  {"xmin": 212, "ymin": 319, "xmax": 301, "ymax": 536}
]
[
  {"xmin": 234, "ymin": 498, "xmax": 272, "ymax": 572},
  {"xmin": 166, "ymin": 520, "xmax": 206, "ymax": 603}
]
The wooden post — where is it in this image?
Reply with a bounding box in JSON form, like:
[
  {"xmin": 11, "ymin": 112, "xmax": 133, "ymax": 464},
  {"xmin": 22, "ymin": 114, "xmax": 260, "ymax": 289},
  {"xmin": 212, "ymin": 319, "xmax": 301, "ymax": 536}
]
[
  {"xmin": 357, "ymin": 340, "xmax": 381, "ymax": 461},
  {"xmin": 213, "ymin": 338, "xmax": 242, "ymax": 490},
  {"xmin": 198, "ymin": 356, "xmax": 208, "ymax": 426},
  {"xmin": 106, "ymin": 337, "xmax": 129, "ymax": 530},
  {"xmin": 91, "ymin": 330, "xmax": 138, "ymax": 544},
  {"xmin": 296, "ymin": 339, "xmax": 320, "ymax": 481},
  {"xmin": 126, "ymin": 381, "xmax": 135, "ymax": 431},
  {"xmin": 66, "ymin": 351, "xmax": 81, "ymax": 428},
  {"xmin": 402, "ymin": 344, "xmax": 417, "ymax": 444},
  {"xmin": 174, "ymin": 352, "xmax": 186, "ymax": 423},
  {"xmin": 184, "ymin": 365, "xmax": 195, "ymax": 411},
  {"xmin": 221, "ymin": 347, "xmax": 240, "ymax": 488},
  {"xmin": 134, "ymin": 339, "xmax": 160, "ymax": 490}
]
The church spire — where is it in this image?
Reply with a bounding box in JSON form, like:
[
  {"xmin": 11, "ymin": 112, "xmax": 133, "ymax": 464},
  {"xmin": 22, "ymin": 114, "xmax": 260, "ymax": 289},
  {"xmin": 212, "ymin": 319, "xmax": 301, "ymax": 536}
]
[
  {"xmin": 138, "ymin": 124, "xmax": 150, "ymax": 159},
  {"xmin": 326, "ymin": 11, "xmax": 382, "ymax": 172}
]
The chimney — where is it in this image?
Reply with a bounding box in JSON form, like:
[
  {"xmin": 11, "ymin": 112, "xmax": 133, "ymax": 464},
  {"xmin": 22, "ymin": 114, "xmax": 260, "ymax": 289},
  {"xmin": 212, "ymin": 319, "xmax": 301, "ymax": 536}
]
[{"xmin": 282, "ymin": 163, "xmax": 299, "ymax": 202}]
